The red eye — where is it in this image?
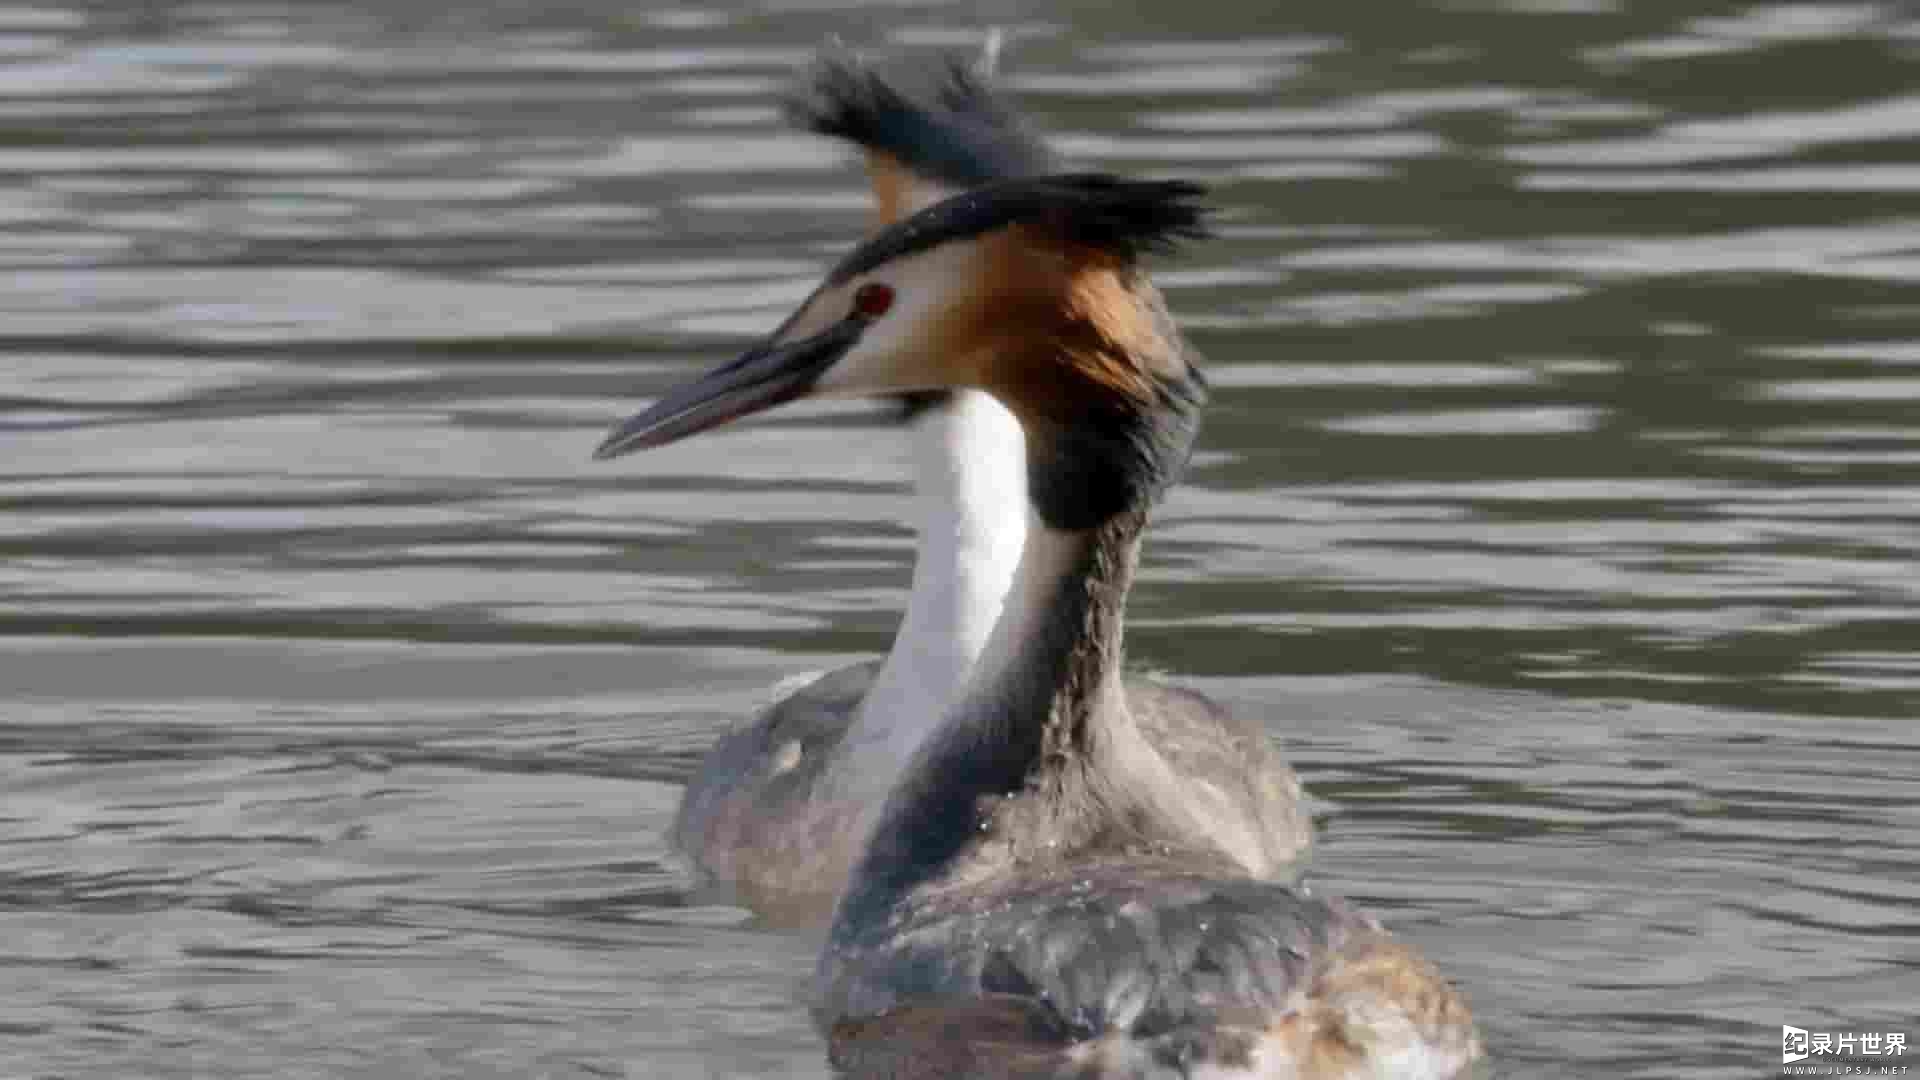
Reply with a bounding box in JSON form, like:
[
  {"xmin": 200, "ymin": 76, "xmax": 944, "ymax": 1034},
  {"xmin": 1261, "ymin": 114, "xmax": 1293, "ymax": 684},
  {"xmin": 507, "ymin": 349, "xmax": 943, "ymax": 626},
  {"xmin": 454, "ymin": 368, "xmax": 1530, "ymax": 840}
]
[{"xmin": 853, "ymin": 282, "xmax": 895, "ymax": 319}]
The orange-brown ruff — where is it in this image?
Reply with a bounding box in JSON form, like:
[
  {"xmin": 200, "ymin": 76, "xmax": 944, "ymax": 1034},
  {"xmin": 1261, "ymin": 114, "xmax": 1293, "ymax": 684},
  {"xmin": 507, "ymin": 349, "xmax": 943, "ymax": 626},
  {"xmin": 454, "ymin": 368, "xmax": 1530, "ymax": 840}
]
[
  {"xmin": 968, "ymin": 241, "xmax": 1182, "ymax": 424},
  {"xmin": 867, "ymin": 151, "xmax": 917, "ymax": 228}
]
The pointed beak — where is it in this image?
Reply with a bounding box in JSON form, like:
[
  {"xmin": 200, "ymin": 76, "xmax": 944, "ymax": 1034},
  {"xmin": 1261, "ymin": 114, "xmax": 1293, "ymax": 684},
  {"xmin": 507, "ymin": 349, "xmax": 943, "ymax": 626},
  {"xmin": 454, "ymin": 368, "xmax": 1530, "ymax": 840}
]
[{"xmin": 593, "ymin": 320, "xmax": 863, "ymax": 461}]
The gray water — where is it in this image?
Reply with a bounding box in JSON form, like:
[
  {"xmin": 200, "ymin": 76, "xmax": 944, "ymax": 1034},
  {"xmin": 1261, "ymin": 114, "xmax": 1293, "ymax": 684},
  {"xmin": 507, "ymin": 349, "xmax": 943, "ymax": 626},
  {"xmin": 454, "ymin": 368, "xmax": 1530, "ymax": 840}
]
[{"xmin": 2, "ymin": 1, "xmax": 1917, "ymax": 1077}]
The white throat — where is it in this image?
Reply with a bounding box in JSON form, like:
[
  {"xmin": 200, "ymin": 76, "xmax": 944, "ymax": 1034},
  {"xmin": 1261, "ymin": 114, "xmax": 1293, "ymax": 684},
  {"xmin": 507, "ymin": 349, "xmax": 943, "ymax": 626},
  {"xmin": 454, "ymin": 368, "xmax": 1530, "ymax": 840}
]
[{"xmin": 836, "ymin": 390, "xmax": 1027, "ymax": 791}]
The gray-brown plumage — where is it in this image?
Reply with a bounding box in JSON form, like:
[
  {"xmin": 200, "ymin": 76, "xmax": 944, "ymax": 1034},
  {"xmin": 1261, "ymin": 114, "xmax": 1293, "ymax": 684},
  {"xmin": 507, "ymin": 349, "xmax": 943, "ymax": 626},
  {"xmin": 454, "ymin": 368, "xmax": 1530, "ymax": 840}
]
[
  {"xmin": 823, "ymin": 866, "xmax": 1477, "ymax": 1079},
  {"xmin": 674, "ymin": 660, "xmax": 1309, "ymax": 924}
]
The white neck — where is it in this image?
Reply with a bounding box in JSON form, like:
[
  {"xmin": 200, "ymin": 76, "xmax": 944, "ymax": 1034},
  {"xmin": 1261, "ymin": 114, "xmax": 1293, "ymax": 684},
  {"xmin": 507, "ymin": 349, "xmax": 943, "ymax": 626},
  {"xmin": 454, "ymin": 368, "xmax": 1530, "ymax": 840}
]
[
  {"xmin": 966, "ymin": 508, "xmax": 1096, "ymax": 701},
  {"xmin": 835, "ymin": 390, "xmax": 1027, "ymax": 792}
]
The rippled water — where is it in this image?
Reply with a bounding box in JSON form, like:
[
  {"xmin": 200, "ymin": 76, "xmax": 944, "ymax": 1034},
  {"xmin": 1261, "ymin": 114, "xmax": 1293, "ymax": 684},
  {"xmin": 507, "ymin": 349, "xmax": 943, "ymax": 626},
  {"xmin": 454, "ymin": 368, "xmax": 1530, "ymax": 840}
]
[{"xmin": 3, "ymin": 2, "xmax": 1917, "ymax": 1077}]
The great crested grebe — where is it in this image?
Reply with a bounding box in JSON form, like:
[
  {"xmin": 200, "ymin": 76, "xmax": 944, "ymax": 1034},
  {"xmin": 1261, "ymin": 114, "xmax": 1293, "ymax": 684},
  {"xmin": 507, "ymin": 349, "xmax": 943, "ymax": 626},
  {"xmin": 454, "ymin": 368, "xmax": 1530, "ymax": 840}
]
[
  {"xmin": 665, "ymin": 49, "xmax": 1311, "ymax": 925},
  {"xmin": 598, "ymin": 173, "xmax": 1480, "ymax": 1075}
]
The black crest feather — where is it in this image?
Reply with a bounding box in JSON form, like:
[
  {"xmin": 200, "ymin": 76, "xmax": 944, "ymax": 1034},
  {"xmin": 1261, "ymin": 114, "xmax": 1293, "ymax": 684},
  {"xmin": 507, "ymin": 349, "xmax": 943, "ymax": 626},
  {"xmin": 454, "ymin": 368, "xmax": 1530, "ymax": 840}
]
[
  {"xmin": 831, "ymin": 173, "xmax": 1212, "ymax": 283},
  {"xmin": 1032, "ymin": 173, "xmax": 1212, "ymax": 260},
  {"xmin": 785, "ymin": 45, "xmax": 1056, "ymax": 189}
]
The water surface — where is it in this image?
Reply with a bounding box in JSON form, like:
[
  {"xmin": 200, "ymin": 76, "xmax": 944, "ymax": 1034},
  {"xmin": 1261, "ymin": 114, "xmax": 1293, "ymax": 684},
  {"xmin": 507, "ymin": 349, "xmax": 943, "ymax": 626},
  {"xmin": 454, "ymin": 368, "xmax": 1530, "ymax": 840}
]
[{"xmin": 3, "ymin": 1, "xmax": 1917, "ymax": 1077}]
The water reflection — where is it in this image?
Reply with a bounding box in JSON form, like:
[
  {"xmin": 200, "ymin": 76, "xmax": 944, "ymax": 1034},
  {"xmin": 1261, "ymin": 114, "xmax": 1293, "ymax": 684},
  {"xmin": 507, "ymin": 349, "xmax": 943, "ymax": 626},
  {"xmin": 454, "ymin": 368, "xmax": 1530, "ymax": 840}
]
[{"xmin": 1, "ymin": 1, "xmax": 1916, "ymax": 1077}]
